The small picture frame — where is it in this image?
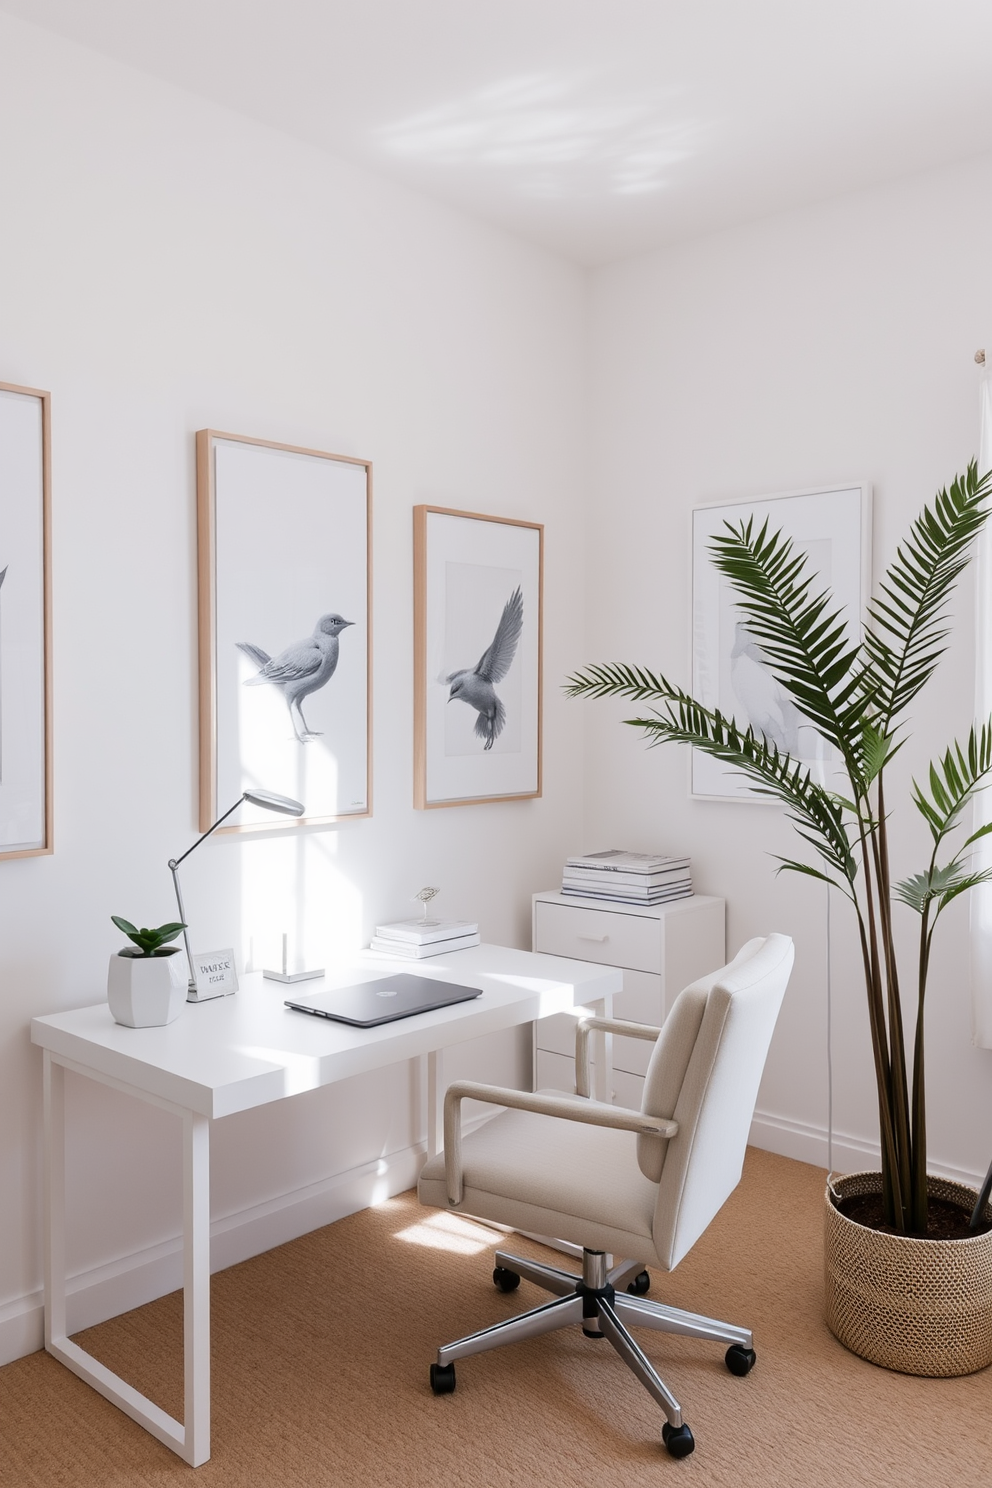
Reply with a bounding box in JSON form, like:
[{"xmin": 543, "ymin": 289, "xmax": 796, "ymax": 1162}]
[
  {"xmin": 691, "ymin": 482, "xmax": 871, "ymax": 801},
  {"xmin": 190, "ymin": 947, "xmax": 239, "ymax": 999},
  {"xmin": 197, "ymin": 430, "xmax": 372, "ymax": 832},
  {"xmin": 0, "ymin": 382, "xmax": 53, "ymax": 859},
  {"xmin": 414, "ymin": 506, "xmax": 542, "ymax": 809}
]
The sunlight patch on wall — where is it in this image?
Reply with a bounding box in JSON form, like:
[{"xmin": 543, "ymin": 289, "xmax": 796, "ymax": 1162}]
[{"xmin": 241, "ymin": 825, "xmax": 364, "ymax": 977}]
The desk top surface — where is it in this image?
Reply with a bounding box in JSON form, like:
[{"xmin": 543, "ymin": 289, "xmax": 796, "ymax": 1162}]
[{"xmin": 31, "ymin": 944, "xmax": 621, "ymax": 1118}]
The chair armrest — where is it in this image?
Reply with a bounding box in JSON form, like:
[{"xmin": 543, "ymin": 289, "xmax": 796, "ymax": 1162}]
[
  {"xmin": 575, "ymin": 1016, "xmax": 662, "ymax": 1099},
  {"xmin": 442, "ymin": 1080, "xmax": 678, "ymax": 1205}
]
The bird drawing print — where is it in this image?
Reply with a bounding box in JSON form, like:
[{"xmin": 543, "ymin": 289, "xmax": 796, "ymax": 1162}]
[
  {"xmin": 236, "ymin": 612, "xmax": 353, "ymax": 744},
  {"xmin": 729, "ymin": 621, "xmax": 804, "ymax": 757},
  {"xmin": 446, "ymin": 585, "xmax": 523, "ymax": 750}
]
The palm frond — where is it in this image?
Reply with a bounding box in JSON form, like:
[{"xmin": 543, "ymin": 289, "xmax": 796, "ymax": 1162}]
[
  {"xmin": 860, "ymin": 720, "xmax": 902, "ymax": 786},
  {"xmin": 896, "ymin": 862, "xmax": 992, "ymax": 918},
  {"xmin": 707, "ymin": 518, "xmax": 868, "ymax": 785},
  {"xmin": 933, "ymin": 869, "xmax": 992, "ymax": 916},
  {"xmin": 864, "ymin": 463, "xmax": 992, "ymax": 728},
  {"xmin": 910, "ymin": 721, "xmax": 992, "ymax": 844},
  {"xmin": 895, "ymin": 861, "xmax": 969, "ymax": 912},
  {"xmin": 565, "ymin": 662, "xmax": 674, "ymax": 702},
  {"xmin": 774, "ymin": 857, "xmax": 855, "ymax": 901},
  {"xmin": 567, "ymin": 662, "xmax": 858, "ymax": 881}
]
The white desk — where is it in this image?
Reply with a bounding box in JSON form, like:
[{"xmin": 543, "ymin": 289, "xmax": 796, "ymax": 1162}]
[{"xmin": 31, "ymin": 945, "xmax": 621, "ymax": 1466}]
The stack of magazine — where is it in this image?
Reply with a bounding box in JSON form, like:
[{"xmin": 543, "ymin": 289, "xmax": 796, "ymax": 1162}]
[
  {"xmin": 370, "ymin": 919, "xmax": 481, "ymax": 959},
  {"xmin": 561, "ymin": 850, "xmax": 692, "ymax": 905}
]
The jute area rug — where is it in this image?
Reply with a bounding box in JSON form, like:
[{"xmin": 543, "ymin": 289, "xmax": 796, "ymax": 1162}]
[{"xmin": 1, "ymin": 1148, "xmax": 989, "ymax": 1486}]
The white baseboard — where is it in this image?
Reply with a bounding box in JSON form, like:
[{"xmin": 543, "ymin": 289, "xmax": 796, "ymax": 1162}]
[
  {"xmin": 0, "ymin": 1122, "xmax": 470, "ymax": 1369},
  {"xmin": 5, "ymin": 1108, "xmax": 982, "ymax": 1370},
  {"xmin": 750, "ymin": 1107, "xmax": 985, "ymax": 1189}
]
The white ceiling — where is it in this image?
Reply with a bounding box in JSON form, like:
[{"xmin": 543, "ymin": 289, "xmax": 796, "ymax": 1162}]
[{"xmin": 5, "ymin": 0, "xmax": 992, "ymax": 265}]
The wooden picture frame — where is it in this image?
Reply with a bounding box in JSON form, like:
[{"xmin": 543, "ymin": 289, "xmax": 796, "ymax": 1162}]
[
  {"xmin": 0, "ymin": 382, "xmax": 53, "ymax": 859},
  {"xmin": 197, "ymin": 430, "xmax": 372, "ymax": 832},
  {"xmin": 691, "ymin": 481, "xmax": 872, "ymax": 801},
  {"xmin": 414, "ymin": 505, "xmax": 542, "ymax": 809}
]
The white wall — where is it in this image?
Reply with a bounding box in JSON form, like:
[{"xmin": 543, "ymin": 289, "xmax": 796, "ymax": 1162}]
[
  {"xmin": 0, "ymin": 12, "xmax": 589, "ymax": 1363},
  {"xmin": 586, "ymin": 157, "xmax": 992, "ymax": 1183},
  {"xmin": 8, "ymin": 7, "xmax": 992, "ymax": 1378}
]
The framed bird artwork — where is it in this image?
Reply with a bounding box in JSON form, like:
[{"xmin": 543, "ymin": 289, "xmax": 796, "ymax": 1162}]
[
  {"xmin": 196, "ymin": 430, "xmax": 372, "ymax": 831},
  {"xmin": 691, "ymin": 482, "xmax": 871, "ymax": 801},
  {"xmin": 414, "ymin": 505, "xmax": 543, "ymax": 808},
  {"xmin": 0, "ymin": 382, "xmax": 52, "ymax": 859}
]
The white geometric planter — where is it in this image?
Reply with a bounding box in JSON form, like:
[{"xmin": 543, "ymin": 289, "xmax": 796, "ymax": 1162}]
[{"xmin": 107, "ymin": 951, "xmax": 187, "ymax": 1027}]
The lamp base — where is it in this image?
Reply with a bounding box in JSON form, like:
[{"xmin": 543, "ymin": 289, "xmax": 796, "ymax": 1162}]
[
  {"xmin": 262, "ymin": 966, "xmax": 325, "ymax": 984},
  {"xmin": 186, "ymin": 981, "xmax": 232, "ymax": 1003}
]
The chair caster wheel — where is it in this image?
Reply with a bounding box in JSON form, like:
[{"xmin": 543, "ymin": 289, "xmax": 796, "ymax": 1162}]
[
  {"xmin": 662, "ymin": 1422, "xmax": 695, "ymax": 1458},
  {"xmin": 493, "ymin": 1266, "xmax": 521, "ymax": 1293},
  {"xmin": 430, "ymin": 1363, "xmax": 456, "ymax": 1395},
  {"xmin": 626, "ymin": 1269, "xmax": 651, "ymax": 1296},
  {"xmin": 725, "ymin": 1344, "xmax": 756, "ymax": 1376}
]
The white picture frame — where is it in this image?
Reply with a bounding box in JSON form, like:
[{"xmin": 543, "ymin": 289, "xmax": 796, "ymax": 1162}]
[
  {"xmin": 414, "ymin": 506, "xmax": 543, "ymax": 808},
  {"xmin": 197, "ymin": 430, "xmax": 372, "ymax": 832},
  {"xmin": 691, "ymin": 482, "xmax": 871, "ymax": 802},
  {"xmin": 0, "ymin": 383, "xmax": 52, "ymax": 858}
]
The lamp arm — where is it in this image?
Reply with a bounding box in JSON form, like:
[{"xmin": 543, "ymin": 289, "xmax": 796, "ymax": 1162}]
[
  {"xmin": 170, "ymin": 795, "xmax": 246, "ymax": 869},
  {"xmin": 168, "ymin": 859, "xmax": 196, "ymax": 992},
  {"xmin": 167, "ymin": 793, "xmax": 246, "ymax": 992}
]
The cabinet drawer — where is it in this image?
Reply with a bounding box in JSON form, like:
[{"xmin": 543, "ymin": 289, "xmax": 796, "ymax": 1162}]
[
  {"xmin": 535, "ymin": 1050, "xmax": 645, "ymax": 1113},
  {"xmin": 535, "ymin": 1011, "xmax": 583, "ymax": 1060},
  {"xmin": 534, "ymin": 901, "xmax": 662, "ymax": 973},
  {"xmin": 613, "ymin": 1068, "xmax": 645, "ymax": 1111},
  {"xmin": 612, "ymin": 970, "xmax": 662, "ymax": 1077},
  {"xmin": 614, "ymin": 970, "xmax": 663, "ymax": 1026},
  {"xmin": 535, "ymin": 974, "xmax": 663, "ymax": 1073},
  {"xmin": 535, "ymin": 1047, "xmax": 580, "ymax": 1095}
]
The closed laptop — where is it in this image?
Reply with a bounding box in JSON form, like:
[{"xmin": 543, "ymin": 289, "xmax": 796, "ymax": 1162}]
[{"xmin": 285, "ymin": 973, "xmax": 482, "ymax": 1027}]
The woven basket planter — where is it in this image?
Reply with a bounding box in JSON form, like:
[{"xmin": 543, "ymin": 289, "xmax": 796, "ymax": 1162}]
[{"xmin": 825, "ymin": 1171, "xmax": 992, "ymax": 1377}]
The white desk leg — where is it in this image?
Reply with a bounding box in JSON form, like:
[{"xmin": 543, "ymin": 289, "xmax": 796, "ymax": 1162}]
[
  {"xmin": 41, "ymin": 1053, "xmax": 211, "ymax": 1467},
  {"xmin": 183, "ymin": 1109, "xmax": 211, "ymax": 1467},
  {"xmin": 591, "ymin": 995, "xmax": 613, "ymax": 1105},
  {"xmin": 426, "ymin": 1049, "xmax": 443, "ymax": 1159},
  {"xmin": 43, "ymin": 1051, "xmax": 66, "ymax": 1349}
]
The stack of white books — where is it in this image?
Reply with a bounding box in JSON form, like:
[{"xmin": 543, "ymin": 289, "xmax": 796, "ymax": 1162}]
[
  {"xmin": 561, "ymin": 850, "xmax": 692, "ymax": 905},
  {"xmin": 369, "ymin": 918, "xmax": 481, "ymax": 959}
]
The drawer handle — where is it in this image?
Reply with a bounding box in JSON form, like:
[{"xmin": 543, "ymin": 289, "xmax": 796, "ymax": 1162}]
[{"xmin": 578, "ymin": 934, "xmax": 610, "ymax": 943}]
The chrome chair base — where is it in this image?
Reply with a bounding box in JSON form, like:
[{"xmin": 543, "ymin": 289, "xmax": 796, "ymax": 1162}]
[{"xmin": 431, "ymin": 1247, "xmax": 755, "ymax": 1451}]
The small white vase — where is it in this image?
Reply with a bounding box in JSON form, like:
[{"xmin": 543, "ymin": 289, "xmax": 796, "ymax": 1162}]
[{"xmin": 107, "ymin": 951, "xmax": 187, "ymax": 1027}]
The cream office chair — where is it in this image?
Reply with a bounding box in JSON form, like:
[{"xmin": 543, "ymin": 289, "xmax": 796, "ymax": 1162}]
[{"xmin": 418, "ymin": 933, "xmax": 794, "ymax": 1458}]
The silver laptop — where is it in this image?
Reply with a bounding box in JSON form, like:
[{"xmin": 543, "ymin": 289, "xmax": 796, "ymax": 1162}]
[{"xmin": 285, "ymin": 973, "xmax": 482, "ymax": 1028}]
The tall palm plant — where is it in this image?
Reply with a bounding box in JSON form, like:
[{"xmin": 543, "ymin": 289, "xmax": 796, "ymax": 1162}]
[{"xmin": 568, "ymin": 463, "xmax": 992, "ymax": 1236}]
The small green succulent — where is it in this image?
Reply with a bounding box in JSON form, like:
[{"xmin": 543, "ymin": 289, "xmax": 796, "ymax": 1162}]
[{"xmin": 111, "ymin": 916, "xmax": 186, "ymax": 958}]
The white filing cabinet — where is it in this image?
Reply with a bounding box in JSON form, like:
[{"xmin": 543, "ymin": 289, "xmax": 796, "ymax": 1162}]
[{"xmin": 531, "ymin": 891, "xmax": 726, "ymax": 1106}]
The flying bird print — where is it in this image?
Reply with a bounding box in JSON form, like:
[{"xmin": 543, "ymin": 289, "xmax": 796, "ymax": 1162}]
[
  {"xmin": 446, "ymin": 585, "xmax": 523, "ymax": 750},
  {"xmin": 236, "ymin": 612, "xmax": 353, "ymax": 744}
]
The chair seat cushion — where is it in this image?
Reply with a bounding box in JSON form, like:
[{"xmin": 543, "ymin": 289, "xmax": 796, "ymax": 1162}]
[{"xmin": 418, "ymin": 1099, "xmax": 659, "ymax": 1250}]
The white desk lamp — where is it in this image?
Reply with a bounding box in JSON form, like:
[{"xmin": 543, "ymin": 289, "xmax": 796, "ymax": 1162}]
[{"xmin": 169, "ymin": 788, "xmax": 305, "ymax": 1000}]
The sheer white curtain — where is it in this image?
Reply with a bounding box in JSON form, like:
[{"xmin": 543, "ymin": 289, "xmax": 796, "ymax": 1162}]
[{"xmin": 970, "ymin": 366, "xmax": 992, "ymax": 1047}]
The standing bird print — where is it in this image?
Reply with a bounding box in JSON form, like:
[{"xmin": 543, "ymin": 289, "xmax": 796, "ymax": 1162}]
[
  {"xmin": 236, "ymin": 612, "xmax": 353, "ymax": 744},
  {"xmin": 446, "ymin": 586, "xmax": 523, "ymax": 750}
]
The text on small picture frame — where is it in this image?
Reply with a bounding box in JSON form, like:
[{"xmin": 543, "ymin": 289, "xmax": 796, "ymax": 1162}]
[
  {"xmin": 691, "ymin": 482, "xmax": 871, "ymax": 801},
  {"xmin": 414, "ymin": 506, "xmax": 542, "ymax": 808},
  {"xmin": 197, "ymin": 429, "xmax": 372, "ymax": 832}
]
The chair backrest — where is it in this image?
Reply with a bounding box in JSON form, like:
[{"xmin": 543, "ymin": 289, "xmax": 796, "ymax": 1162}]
[{"xmin": 639, "ymin": 933, "xmax": 794, "ymax": 1270}]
